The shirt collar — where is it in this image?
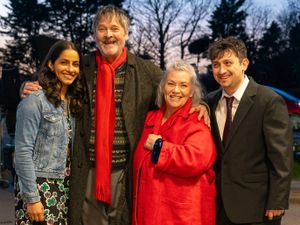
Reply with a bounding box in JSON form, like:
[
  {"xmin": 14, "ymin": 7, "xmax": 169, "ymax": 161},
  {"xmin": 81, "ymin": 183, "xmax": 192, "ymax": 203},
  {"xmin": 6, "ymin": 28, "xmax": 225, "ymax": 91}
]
[{"xmin": 221, "ymin": 75, "xmax": 249, "ymax": 101}]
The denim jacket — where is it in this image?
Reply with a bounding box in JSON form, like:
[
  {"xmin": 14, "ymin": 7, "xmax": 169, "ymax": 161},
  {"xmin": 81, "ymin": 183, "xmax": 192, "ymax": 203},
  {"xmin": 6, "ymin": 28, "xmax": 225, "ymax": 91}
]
[{"xmin": 15, "ymin": 90, "xmax": 72, "ymax": 203}]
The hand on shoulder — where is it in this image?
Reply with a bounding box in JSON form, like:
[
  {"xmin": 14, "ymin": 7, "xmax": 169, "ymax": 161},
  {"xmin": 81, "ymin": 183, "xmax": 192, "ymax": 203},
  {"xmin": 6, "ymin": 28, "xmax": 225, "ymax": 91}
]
[{"xmin": 21, "ymin": 81, "xmax": 42, "ymax": 99}]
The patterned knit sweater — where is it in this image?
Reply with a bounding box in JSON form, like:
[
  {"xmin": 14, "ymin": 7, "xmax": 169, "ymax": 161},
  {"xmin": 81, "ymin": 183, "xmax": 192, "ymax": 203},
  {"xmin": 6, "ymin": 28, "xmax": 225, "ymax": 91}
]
[{"xmin": 89, "ymin": 62, "xmax": 130, "ymax": 169}]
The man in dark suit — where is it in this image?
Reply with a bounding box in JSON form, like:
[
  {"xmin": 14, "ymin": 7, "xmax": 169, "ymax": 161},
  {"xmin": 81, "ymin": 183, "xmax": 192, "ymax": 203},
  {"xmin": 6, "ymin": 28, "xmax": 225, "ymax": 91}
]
[{"xmin": 206, "ymin": 37, "xmax": 293, "ymax": 225}]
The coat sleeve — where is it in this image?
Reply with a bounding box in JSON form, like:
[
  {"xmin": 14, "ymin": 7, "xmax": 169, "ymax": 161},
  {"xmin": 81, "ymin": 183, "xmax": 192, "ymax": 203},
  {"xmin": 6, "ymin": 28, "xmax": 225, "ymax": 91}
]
[
  {"xmin": 263, "ymin": 94, "xmax": 293, "ymax": 209},
  {"xmin": 147, "ymin": 61, "xmax": 163, "ymax": 110},
  {"xmin": 156, "ymin": 120, "xmax": 216, "ymax": 178},
  {"xmin": 15, "ymin": 94, "xmax": 42, "ymax": 203}
]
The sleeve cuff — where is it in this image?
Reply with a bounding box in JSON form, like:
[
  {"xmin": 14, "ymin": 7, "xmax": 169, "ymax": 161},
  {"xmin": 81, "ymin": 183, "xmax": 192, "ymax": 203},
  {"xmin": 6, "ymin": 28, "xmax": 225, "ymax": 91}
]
[{"xmin": 151, "ymin": 138, "xmax": 163, "ymax": 163}]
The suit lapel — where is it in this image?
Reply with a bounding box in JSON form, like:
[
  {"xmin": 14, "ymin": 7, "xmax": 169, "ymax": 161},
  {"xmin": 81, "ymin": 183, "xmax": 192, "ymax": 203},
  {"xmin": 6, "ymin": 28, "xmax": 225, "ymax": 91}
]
[{"xmin": 224, "ymin": 79, "xmax": 257, "ymax": 150}]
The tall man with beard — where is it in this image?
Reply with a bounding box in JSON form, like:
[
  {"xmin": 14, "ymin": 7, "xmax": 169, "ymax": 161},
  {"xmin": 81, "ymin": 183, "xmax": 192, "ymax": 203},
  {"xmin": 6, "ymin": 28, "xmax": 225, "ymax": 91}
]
[{"xmin": 69, "ymin": 5, "xmax": 163, "ymax": 225}]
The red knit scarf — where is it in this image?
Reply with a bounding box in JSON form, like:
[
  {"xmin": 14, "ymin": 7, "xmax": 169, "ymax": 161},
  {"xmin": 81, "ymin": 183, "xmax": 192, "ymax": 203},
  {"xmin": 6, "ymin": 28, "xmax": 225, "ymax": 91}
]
[{"xmin": 94, "ymin": 48, "xmax": 127, "ymax": 204}]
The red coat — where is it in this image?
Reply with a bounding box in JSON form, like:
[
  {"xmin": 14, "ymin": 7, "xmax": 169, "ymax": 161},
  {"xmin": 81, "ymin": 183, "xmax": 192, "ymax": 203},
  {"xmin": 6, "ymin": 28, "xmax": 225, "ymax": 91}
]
[{"xmin": 132, "ymin": 99, "xmax": 217, "ymax": 225}]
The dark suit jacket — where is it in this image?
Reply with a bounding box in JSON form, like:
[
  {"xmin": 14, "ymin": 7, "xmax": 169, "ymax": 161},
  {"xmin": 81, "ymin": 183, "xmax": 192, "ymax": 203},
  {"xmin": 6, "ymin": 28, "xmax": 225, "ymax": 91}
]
[
  {"xmin": 69, "ymin": 52, "xmax": 163, "ymax": 225},
  {"xmin": 206, "ymin": 78, "xmax": 293, "ymax": 224}
]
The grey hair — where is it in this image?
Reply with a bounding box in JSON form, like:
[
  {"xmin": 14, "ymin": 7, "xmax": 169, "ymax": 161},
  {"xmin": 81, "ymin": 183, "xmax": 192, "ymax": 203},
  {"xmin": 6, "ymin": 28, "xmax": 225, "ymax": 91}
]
[
  {"xmin": 156, "ymin": 60, "xmax": 203, "ymax": 108},
  {"xmin": 93, "ymin": 5, "xmax": 130, "ymax": 36}
]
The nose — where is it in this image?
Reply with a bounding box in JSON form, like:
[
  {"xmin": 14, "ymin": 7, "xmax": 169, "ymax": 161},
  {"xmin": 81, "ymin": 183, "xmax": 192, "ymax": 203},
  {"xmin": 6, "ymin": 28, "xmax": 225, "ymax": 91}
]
[
  {"xmin": 172, "ymin": 84, "xmax": 180, "ymax": 93},
  {"xmin": 219, "ymin": 64, "xmax": 227, "ymax": 74},
  {"xmin": 67, "ymin": 64, "xmax": 77, "ymax": 73},
  {"xmin": 105, "ymin": 29, "xmax": 112, "ymax": 37}
]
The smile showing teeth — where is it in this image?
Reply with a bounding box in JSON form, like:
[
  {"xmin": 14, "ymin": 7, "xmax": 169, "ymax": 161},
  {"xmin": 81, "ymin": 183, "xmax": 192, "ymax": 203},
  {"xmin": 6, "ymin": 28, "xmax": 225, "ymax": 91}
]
[
  {"xmin": 64, "ymin": 74, "xmax": 74, "ymax": 79},
  {"xmin": 170, "ymin": 96, "xmax": 181, "ymax": 100},
  {"xmin": 104, "ymin": 40, "xmax": 116, "ymax": 44}
]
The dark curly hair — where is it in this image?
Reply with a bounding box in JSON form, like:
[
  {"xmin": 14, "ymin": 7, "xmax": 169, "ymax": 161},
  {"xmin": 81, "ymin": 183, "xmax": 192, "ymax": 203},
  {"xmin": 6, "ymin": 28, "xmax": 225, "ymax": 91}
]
[
  {"xmin": 38, "ymin": 40, "xmax": 83, "ymax": 116},
  {"xmin": 208, "ymin": 36, "xmax": 247, "ymax": 63}
]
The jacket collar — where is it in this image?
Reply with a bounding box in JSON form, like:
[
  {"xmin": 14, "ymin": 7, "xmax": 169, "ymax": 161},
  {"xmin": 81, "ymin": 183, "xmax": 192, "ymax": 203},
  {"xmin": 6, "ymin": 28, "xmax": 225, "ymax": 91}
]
[{"xmin": 145, "ymin": 98, "xmax": 192, "ymax": 134}]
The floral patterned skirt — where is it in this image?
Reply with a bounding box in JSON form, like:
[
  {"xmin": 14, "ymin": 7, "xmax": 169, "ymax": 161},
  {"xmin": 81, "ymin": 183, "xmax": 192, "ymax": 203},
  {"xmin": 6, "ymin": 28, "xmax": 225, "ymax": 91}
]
[{"xmin": 15, "ymin": 164, "xmax": 70, "ymax": 225}]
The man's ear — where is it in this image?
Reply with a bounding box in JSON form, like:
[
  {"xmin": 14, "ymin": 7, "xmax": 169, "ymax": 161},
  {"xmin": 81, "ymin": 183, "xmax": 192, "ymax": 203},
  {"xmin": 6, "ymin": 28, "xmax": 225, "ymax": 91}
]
[
  {"xmin": 125, "ymin": 31, "xmax": 129, "ymax": 42},
  {"xmin": 241, "ymin": 58, "xmax": 249, "ymax": 72}
]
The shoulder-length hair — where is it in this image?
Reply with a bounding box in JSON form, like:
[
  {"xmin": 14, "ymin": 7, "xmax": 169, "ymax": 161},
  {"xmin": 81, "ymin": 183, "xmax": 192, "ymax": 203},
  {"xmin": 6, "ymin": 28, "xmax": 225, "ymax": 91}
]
[
  {"xmin": 156, "ymin": 60, "xmax": 203, "ymax": 108},
  {"xmin": 38, "ymin": 40, "xmax": 83, "ymax": 116}
]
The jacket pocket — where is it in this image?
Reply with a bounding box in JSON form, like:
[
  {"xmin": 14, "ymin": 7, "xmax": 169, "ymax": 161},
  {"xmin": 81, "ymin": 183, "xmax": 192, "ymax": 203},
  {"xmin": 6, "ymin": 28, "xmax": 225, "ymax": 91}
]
[
  {"xmin": 33, "ymin": 112, "xmax": 65, "ymax": 170},
  {"xmin": 40, "ymin": 113, "xmax": 64, "ymax": 137}
]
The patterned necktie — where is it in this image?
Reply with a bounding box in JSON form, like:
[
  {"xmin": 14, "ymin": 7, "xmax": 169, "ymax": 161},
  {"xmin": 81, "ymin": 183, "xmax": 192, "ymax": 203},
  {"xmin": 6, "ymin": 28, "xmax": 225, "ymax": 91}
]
[{"xmin": 223, "ymin": 96, "xmax": 234, "ymax": 147}]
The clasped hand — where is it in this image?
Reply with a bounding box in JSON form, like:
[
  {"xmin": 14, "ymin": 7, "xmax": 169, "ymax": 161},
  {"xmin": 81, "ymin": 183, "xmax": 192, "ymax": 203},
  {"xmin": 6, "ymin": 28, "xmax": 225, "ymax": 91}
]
[{"xmin": 144, "ymin": 134, "xmax": 162, "ymax": 150}]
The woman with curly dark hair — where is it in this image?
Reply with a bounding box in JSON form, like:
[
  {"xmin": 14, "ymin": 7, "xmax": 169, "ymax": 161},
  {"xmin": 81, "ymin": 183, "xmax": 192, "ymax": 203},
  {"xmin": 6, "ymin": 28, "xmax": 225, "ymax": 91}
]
[{"xmin": 14, "ymin": 40, "xmax": 83, "ymax": 225}]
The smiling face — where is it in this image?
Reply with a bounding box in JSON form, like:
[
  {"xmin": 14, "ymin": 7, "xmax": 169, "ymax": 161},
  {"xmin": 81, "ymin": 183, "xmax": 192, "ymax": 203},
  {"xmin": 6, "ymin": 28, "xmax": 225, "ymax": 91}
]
[
  {"xmin": 94, "ymin": 16, "xmax": 128, "ymax": 63},
  {"xmin": 163, "ymin": 69, "xmax": 192, "ymax": 115},
  {"xmin": 212, "ymin": 49, "xmax": 249, "ymax": 95},
  {"xmin": 48, "ymin": 48, "xmax": 80, "ymax": 88}
]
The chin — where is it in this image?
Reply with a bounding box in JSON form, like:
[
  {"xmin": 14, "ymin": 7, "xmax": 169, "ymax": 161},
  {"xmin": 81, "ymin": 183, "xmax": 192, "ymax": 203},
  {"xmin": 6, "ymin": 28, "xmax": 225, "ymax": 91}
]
[
  {"xmin": 63, "ymin": 81, "xmax": 74, "ymax": 86},
  {"xmin": 168, "ymin": 104, "xmax": 182, "ymax": 110}
]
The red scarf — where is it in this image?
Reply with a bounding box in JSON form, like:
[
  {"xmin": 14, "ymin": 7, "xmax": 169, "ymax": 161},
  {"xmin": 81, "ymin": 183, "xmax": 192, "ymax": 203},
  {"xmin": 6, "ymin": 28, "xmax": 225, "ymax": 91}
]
[{"xmin": 94, "ymin": 48, "xmax": 127, "ymax": 204}]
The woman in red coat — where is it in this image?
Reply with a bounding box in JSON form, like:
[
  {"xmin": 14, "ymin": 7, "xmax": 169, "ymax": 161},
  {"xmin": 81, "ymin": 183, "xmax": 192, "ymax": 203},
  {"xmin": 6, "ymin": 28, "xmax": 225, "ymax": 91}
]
[{"xmin": 132, "ymin": 60, "xmax": 217, "ymax": 225}]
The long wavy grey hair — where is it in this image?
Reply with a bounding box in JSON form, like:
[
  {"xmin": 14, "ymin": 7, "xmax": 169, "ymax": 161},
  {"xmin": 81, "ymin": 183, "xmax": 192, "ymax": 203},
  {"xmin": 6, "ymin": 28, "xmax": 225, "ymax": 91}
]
[{"xmin": 156, "ymin": 60, "xmax": 203, "ymax": 108}]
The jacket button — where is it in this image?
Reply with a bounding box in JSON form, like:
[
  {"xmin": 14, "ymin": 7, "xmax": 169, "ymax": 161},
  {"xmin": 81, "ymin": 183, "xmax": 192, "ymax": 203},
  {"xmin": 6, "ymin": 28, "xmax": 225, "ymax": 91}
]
[{"xmin": 78, "ymin": 162, "xmax": 83, "ymax": 168}]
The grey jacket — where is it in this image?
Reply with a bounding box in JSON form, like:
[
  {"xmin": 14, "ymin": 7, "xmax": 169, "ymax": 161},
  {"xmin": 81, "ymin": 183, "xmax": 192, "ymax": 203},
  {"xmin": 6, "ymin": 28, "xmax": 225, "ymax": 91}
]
[{"xmin": 69, "ymin": 51, "xmax": 163, "ymax": 225}]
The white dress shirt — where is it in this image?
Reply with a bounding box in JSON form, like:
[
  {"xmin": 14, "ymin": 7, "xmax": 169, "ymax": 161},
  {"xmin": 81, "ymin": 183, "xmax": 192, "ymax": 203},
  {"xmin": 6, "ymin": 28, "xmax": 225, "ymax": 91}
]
[{"xmin": 215, "ymin": 76, "xmax": 250, "ymax": 140}]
